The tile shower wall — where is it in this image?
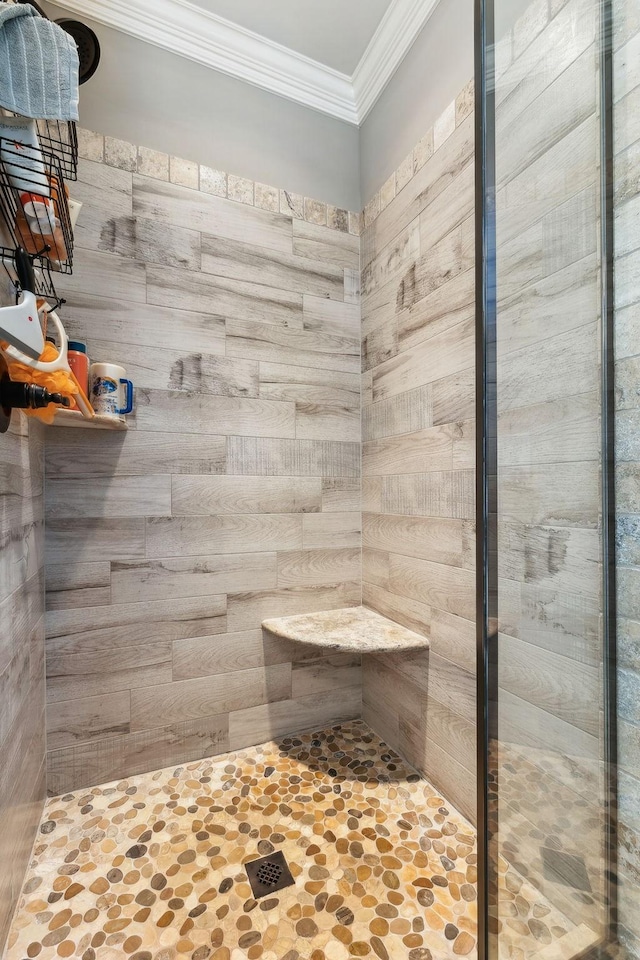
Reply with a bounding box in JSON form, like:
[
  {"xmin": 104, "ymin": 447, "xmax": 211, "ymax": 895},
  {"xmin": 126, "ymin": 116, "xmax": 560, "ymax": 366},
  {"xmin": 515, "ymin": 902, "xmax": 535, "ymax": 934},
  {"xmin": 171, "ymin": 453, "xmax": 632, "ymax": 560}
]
[
  {"xmin": 493, "ymin": 0, "xmax": 606, "ymax": 935},
  {"xmin": 359, "ymin": 82, "xmax": 477, "ymax": 823},
  {"xmin": 615, "ymin": 1, "xmax": 640, "ymax": 954},
  {"xmin": 43, "ymin": 139, "xmax": 363, "ymax": 795},
  {"xmin": 0, "ymin": 344, "xmax": 46, "ymax": 941}
]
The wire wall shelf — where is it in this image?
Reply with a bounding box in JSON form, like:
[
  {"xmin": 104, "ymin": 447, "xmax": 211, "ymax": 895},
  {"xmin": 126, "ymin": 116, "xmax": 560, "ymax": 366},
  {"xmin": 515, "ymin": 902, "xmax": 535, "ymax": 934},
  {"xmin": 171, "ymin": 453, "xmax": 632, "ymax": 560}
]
[{"xmin": 0, "ymin": 137, "xmax": 74, "ymax": 275}]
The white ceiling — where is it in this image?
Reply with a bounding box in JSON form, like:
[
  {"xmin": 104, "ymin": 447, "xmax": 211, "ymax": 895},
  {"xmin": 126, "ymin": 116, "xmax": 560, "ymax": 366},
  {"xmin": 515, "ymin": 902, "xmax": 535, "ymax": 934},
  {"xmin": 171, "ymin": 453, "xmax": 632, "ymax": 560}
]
[
  {"xmin": 188, "ymin": 0, "xmax": 394, "ymax": 75},
  {"xmin": 49, "ymin": 0, "xmax": 442, "ymax": 124}
]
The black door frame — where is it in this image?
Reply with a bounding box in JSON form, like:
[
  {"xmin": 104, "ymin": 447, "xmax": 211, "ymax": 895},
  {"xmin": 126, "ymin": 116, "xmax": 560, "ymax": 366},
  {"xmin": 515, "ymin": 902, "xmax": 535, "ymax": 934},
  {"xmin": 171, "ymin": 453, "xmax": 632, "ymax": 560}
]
[{"xmin": 474, "ymin": 1, "xmax": 619, "ymax": 957}]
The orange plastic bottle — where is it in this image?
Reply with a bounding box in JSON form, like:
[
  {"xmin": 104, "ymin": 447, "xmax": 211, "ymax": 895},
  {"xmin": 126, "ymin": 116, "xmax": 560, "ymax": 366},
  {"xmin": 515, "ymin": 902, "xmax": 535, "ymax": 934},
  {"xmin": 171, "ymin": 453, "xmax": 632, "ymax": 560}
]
[{"xmin": 67, "ymin": 341, "xmax": 89, "ymax": 410}]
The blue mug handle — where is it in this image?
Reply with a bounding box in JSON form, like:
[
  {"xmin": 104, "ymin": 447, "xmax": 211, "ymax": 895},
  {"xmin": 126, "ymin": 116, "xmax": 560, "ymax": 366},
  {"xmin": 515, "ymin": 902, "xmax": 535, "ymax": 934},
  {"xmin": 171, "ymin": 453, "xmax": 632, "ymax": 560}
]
[{"xmin": 118, "ymin": 379, "xmax": 134, "ymax": 415}]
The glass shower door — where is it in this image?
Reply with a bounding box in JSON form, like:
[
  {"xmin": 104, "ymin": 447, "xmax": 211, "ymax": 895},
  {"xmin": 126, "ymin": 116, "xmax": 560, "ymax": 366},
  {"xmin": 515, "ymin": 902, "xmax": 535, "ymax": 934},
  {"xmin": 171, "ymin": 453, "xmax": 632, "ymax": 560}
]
[{"xmin": 477, "ymin": 0, "xmax": 618, "ymax": 957}]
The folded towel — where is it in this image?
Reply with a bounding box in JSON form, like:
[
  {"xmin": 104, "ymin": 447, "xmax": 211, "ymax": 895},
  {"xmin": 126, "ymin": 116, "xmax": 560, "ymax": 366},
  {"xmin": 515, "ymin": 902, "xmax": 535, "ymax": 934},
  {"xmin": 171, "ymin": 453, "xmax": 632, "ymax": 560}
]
[{"xmin": 0, "ymin": 2, "xmax": 79, "ymax": 121}]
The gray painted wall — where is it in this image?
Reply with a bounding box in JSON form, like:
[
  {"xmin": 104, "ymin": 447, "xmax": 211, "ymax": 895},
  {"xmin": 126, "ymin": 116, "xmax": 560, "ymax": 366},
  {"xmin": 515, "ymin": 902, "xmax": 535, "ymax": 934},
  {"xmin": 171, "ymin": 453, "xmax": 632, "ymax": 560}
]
[
  {"xmin": 43, "ymin": 2, "xmax": 362, "ymax": 210},
  {"xmin": 359, "ymin": 0, "xmax": 474, "ymax": 204}
]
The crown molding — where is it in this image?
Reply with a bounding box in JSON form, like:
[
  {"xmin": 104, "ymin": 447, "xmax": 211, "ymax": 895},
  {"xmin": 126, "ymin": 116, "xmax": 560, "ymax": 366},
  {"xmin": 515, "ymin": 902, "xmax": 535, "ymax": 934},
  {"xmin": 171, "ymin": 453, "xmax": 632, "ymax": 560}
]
[
  {"xmin": 50, "ymin": 0, "xmax": 441, "ymax": 125},
  {"xmin": 353, "ymin": 0, "xmax": 441, "ymax": 122}
]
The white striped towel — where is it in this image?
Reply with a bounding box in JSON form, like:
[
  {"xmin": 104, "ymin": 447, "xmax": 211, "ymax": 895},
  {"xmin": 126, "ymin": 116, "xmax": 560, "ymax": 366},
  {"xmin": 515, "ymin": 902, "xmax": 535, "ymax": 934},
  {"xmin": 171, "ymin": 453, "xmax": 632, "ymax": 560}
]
[{"xmin": 0, "ymin": 2, "xmax": 79, "ymax": 121}]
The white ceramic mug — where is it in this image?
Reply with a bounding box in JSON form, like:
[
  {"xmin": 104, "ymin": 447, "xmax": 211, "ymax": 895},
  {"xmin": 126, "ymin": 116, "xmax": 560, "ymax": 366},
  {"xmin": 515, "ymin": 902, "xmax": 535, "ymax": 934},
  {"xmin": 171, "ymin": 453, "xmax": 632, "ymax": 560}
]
[{"xmin": 89, "ymin": 362, "xmax": 134, "ymax": 418}]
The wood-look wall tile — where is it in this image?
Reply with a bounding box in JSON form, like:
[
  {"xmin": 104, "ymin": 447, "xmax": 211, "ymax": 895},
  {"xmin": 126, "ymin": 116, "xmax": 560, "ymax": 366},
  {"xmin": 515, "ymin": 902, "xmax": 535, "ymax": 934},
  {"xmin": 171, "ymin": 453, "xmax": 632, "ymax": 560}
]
[
  {"xmin": 388, "ymin": 553, "xmax": 476, "ymax": 621},
  {"xmin": 361, "ymin": 548, "xmax": 390, "ymax": 587},
  {"xmin": 363, "ymin": 513, "xmax": 467, "ymax": 567},
  {"xmin": 80, "ymin": 341, "xmax": 248, "ymax": 395},
  {"xmin": 452, "ymin": 419, "xmax": 475, "ymax": 469},
  {"xmin": 380, "ymin": 647, "xmax": 476, "ymax": 727},
  {"xmin": 499, "ymin": 632, "xmax": 600, "ymax": 737},
  {"xmin": 60, "ymin": 294, "xmax": 227, "ymax": 355},
  {"xmin": 499, "ymin": 462, "xmax": 600, "ymax": 527},
  {"xmin": 71, "ymin": 159, "xmax": 133, "ymax": 254},
  {"xmin": 134, "ymin": 389, "xmax": 296, "ymax": 439},
  {"xmin": 102, "ymin": 215, "xmax": 201, "ymax": 271},
  {"xmin": 499, "ymin": 522, "xmax": 600, "ymax": 601},
  {"xmin": 276, "ymin": 548, "xmax": 361, "ymax": 587},
  {"xmin": 362, "ymin": 477, "xmax": 383, "ymax": 513},
  {"xmin": 46, "ymin": 476, "xmax": 171, "ymax": 520},
  {"xmin": 498, "ymin": 393, "xmax": 600, "ymax": 466},
  {"xmin": 421, "ymin": 684, "xmax": 476, "ymax": 777},
  {"xmin": 361, "ymin": 582, "xmax": 431, "ymax": 640},
  {"xmin": 382, "ymin": 470, "xmax": 475, "ymax": 519},
  {"xmin": 259, "ymin": 362, "xmax": 360, "ymax": 404},
  {"xmin": 147, "ymin": 265, "xmax": 304, "ymax": 328},
  {"xmin": 498, "ymin": 322, "xmax": 599, "ymax": 413},
  {"xmin": 227, "ymin": 319, "xmax": 360, "ymax": 374},
  {"xmin": 47, "ymin": 690, "xmax": 130, "ymax": 749},
  {"xmin": 498, "ymin": 115, "xmax": 597, "ymax": 245},
  {"xmin": 408, "ymin": 718, "xmax": 476, "ymax": 823},
  {"xmin": 419, "ymin": 162, "xmax": 475, "ymax": 253},
  {"xmin": 432, "ymin": 368, "xmax": 475, "ymax": 425},
  {"xmin": 362, "ymin": 385, "xmax": 432, "ymax": 442},
  {"xmin": 172, "ymin": 476, "xmax": 322, "ymax": 516},
  {"xmin": 133, "ymin": 174, "xmax": 293, "ymax": 252},
  {"xmin": 0, "ymin": 571, "xmax": 44, "ymax": 677},
  {"xmin": 47, "ymin": 641, "xmax": 173, "ymax": 704},
  {"xmin": 46, "ymin": 430, "xmax": 227, "ymax": 479},
  {"xmin": 0, "ymin": 641, "xmax": 33, "ymax": 748},
  {"xmin": 227, "ymin": 582, "xmax": 360, "ymax": 632},
  {"xmin": 47, "ymin": 596, "xmax": 227, "ymax": 654},
  {"xmin": 111, "ymin": 553, "xmax": 278, "ymax": 604},
  {"xmin": 46, "ymin": 518, "xmax": 146, "ymax": 564},
  {"xmin": 146, "ymin": 514, "xmax": 303, "ymax": 559},
  {"xmin": 201, "ymin": 234, "xmax": 344, "ymax": 300},
  {"xmin": 294, "ymin": 390, "xmax": 361, "ymax": 442},
  {"xmin": 291, "ymin": 654, "xmax": 362, "ymax": 698},
  {"xmin": 302, "ymin": 512, "xmax": 361, "ymax": 549},
  {"xmin": 53, "ymin": 247, "xmax": 147, "ymax": 303},
  {"xmin": 498, "ymin": 255, "xmax": 598, "ymax": 357},
  {"xmin": 429, "ymin": 608, "xmax": 477, "ymax": 673},
  {"xmin": 344, "ymin": 268, "xmax": 361, "ymax": 304},
  {"xmin": 130, "ymin": 663, "xmax": 292, "ymax": 730},
  {"xmin": 362, "ymin": 319, "xmax": 398, "ymax": 371},
  {"xmin": 46, "ymin": 562, "xmax": 111, "ymax": 611},
  {"xmin": 47, "ymin": 715, "xmax": 229, "ymax": 797},
  {"xmin": 372, "ymin": 316, "xmax": 475, "ymax": 402},
  {"xmin": 172, "ymin": 629, "xmax": 320, "ymax": 682},
  {"xmin": 368, "ymin": 114, "xmax": 474, "ymax": 263},
  {"xmin": 292, "ymin": 219, "xmax": 360, "ymax": 269},
  {"xmin": 0, "ymin": 519, "xmax": 42, "ymax": 607},
  {"xmin": 41, "ymin": 140, "xmax": 364, "ymax": 797},
  {"xmin": 363, "ymin": 425, "xmax": 455, "ymax": 476},
  {"xmin": 227, "ymin": 437, "xmax": 360, "ymax": 478},
  {"xmin": 396, "ymin": 267, "xmax": 475, "ymax": 354},
  {"xmin": 228, "ymin": 686, "xmax": 361, "ymax": 751},
  {"xmin": 496, "ymin": 42, "xmax": 596, "ymax": 189},
  {"xmin": 361, "ymin": 219, "xmax": 420, "ymax": 300},
  {"xmin": 302, "ymin": 296, "xmax": 361, "ymax": 340},
  {"xmin": 321, "ymin": 479, "xmax": 361, "ymax": 512},
  {"xmin": 395, "ymin": 217, "xmax": 474, "ymax": 317}
]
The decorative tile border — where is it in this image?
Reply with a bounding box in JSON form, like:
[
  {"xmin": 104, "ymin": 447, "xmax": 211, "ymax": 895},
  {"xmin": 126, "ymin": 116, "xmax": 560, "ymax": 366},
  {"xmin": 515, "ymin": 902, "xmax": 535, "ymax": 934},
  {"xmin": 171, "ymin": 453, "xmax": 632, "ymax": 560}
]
[
  {"xmin": 76, "ymin": 76, "xmax": 472, "ymax": 244},
  {"xmin": 76, "ymin": 128, "xmax": 363, "ymax": 236},
  {"xmin": 363, "ymin": 77, "xmax": 475, "ymax": 229}
]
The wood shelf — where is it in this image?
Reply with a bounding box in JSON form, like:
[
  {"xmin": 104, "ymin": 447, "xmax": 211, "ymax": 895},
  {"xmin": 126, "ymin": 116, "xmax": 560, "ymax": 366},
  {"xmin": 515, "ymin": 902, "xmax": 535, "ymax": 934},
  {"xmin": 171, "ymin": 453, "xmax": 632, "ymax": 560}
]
[
  {"xmin": 49, "ymin": 408, "xmax": 128, "ymax": 431},
  {"xmin": 262, "ymin": 606, "xmax": 430, "ymax": 654}
]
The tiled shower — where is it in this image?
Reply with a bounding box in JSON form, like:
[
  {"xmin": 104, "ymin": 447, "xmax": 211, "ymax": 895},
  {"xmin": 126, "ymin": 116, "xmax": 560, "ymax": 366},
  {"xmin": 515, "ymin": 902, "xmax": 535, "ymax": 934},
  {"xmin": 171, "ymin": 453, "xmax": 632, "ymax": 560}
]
[{"xmin": 0, "ymin": 0, "xmax": 638, "ymax": 959}]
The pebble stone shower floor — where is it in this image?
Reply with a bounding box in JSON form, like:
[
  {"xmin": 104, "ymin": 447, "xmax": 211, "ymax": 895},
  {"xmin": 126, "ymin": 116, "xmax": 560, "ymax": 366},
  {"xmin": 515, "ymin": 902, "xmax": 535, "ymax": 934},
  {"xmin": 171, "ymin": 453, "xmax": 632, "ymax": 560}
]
[{"xmin": 5, "ymin": 721, "xmax": 578, "ymax": 960}]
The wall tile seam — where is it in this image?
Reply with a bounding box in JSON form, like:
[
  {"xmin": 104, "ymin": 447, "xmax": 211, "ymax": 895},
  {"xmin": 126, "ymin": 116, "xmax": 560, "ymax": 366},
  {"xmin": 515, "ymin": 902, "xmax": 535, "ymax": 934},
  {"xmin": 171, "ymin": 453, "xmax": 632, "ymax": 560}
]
[
  {"xmin": 362, "ymin": 76, "xmax": 475, "ymax": 228},
  {"xmin": 77, "ymin": 128, "xmax": 363, "ymax": 236}
]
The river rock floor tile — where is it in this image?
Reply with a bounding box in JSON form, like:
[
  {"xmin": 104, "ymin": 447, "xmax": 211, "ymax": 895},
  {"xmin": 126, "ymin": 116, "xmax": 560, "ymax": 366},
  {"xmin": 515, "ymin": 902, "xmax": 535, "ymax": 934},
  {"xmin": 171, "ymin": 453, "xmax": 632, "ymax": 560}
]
[{"xmin": 5, "ymin": 722, "xmax": 578, "ymax": 960}]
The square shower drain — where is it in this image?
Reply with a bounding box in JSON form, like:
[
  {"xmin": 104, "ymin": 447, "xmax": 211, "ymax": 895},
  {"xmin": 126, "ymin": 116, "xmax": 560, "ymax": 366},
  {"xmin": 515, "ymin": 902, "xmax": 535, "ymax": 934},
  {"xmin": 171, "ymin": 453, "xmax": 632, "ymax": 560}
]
[{"xmin": 246, "ymin": 850, "xmax": 295, "ymax": 899}]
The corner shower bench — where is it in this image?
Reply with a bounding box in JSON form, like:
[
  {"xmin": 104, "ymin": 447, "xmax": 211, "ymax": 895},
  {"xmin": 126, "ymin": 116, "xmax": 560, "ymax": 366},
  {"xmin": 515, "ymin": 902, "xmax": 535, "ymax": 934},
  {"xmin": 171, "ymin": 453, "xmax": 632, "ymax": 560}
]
[{"xmin": 261, "ymin": 606, "xmax": 429, "ymax": 653}]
